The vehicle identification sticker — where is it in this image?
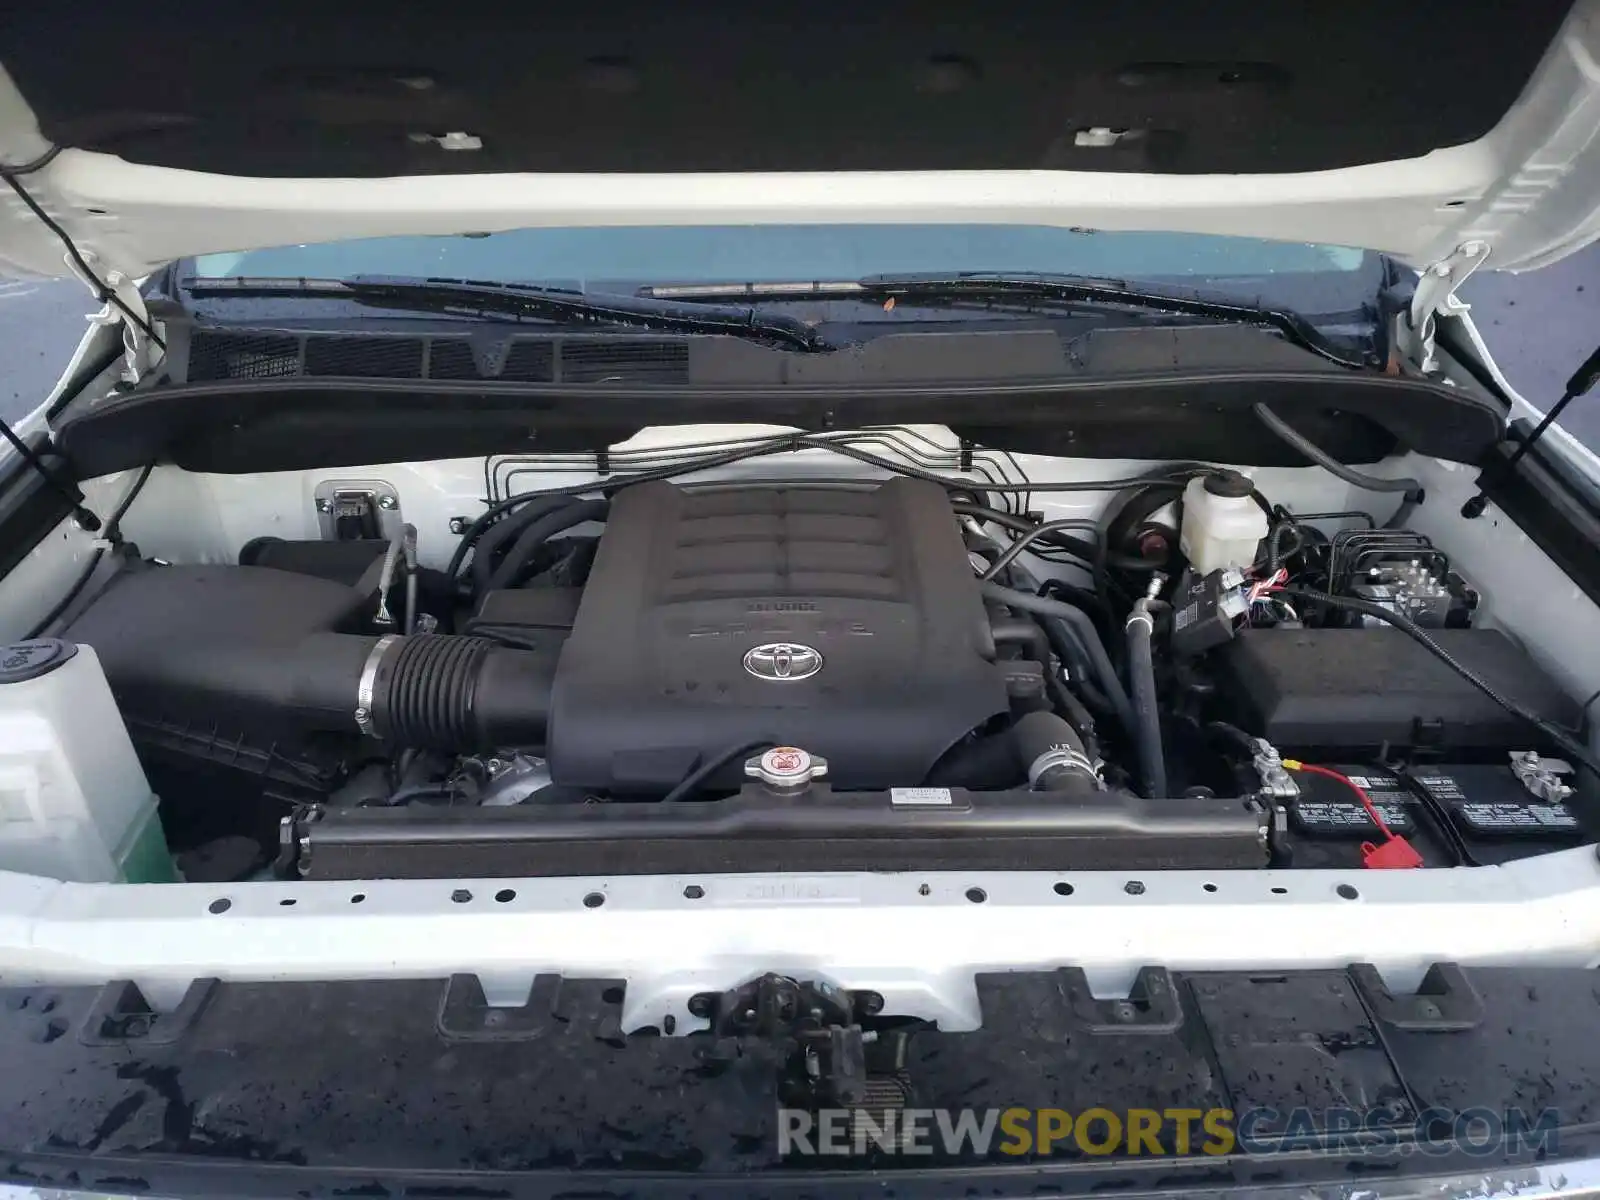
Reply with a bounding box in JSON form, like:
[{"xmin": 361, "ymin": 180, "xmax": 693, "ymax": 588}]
[{"xmin": 890, "ymin": 787, "xmax": 954, "ymax": 806}]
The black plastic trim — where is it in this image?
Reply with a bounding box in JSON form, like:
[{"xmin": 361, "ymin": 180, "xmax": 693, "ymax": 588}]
[
  {"xmin": 2, "ymin": 963, "xmax": 1598, "ymax": 1194},
  {"xmin": 291, "ymin": 788, "xmax": 1271, "ymax": 878},
  {"xmin": 53, "ymin": 366, "xmax": 1502, "ymax": 476}
]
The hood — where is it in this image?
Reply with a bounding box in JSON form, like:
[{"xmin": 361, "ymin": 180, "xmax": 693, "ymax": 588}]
[{"xmin": 1, "ymin": 0, "xmax": 1599, "ymax": 286}]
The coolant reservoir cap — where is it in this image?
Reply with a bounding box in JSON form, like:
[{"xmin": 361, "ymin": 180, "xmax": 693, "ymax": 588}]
[
  {"xmin": 0, "ymin": 639, "xmax": 77, "ymax": 683},
  {"xmin": 1203, "ymin": 470, "xmax": 1254, "ymax": 499}
]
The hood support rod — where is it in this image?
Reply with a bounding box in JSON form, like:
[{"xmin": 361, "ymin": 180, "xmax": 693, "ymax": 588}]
[{"xmin": 1462, "ymin": 340, "xmax": 1600, "ymax": 518}]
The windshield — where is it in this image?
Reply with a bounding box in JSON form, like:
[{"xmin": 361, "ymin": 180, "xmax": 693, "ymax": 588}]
[{"xmin": 192, "ymin": 224, "xmax": 1374, "ymax": 306}]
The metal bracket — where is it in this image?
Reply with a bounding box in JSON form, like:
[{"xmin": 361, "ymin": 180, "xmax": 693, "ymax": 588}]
[
  {"xmin": 314, "ymin": 479, "xmax": 403, "ymax": 542},
  {"xmin": 66, "ymin": 252, "xmax": 159, "ymax": 384},
  {"xmin": 691, "ymin": 973, "xmax": 889, "ymax": 1106},
  {"xmin": 1401, "ymin": 240, "xmax": 1491, "ymax": 374}
]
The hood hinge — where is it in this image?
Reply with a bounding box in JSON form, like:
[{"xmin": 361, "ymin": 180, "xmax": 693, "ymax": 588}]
[
  {"xmin": 64, "ymin": 250, "xmax": 160, "ymax": 384},
  {"xmin": 1399, "ymin": 240, "xmax": 1491, "ymax": 375}
]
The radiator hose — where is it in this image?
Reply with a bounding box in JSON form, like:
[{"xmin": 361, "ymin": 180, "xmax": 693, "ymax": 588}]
[{"xmin": 1011, "ymin": 710, "xmax": 1102, "ymax": 796}]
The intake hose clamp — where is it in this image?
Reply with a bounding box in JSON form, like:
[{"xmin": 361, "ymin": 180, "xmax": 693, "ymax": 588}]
[{"xmin": 355, "ymin": 634, "xmax": 400, "ymax": 737}]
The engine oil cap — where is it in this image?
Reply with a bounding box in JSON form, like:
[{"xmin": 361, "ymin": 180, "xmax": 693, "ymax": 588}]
[
  {"xmin": 746, "ymin": 745, "xmax": 829, "ymax": 788},
  {"xmin": 0, "ymin": 639, "xmax": 78, "ymax": 683}
]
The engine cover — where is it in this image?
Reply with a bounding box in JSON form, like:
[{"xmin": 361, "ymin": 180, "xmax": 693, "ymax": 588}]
[{"xmin": 548, "ymin": 478, "xmax": 1009, "ymax": 791}]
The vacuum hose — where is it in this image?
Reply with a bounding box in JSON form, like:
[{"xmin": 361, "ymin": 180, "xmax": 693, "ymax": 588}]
[
  {"xmin": 1124, "ymin": 586, "xmax": 1169, "ymax": 799},
  {"xmin": 484, "ymin": 499, "xmax": 610, "ymax": 593}
]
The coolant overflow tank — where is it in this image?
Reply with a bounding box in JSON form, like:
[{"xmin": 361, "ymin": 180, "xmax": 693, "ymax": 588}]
[{"xmin": 0, "ymin": 640, "xmax": 172, "ymax": 882}]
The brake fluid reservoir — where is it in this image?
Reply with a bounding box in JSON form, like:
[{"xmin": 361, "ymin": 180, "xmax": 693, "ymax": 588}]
[
  {"xmin": 0, "ymin": 640, "xmax": 170, "ymax": 882},
  {"xmin": 1180, "ymin": 471, "xmax": 1268, "ymax": 574}
]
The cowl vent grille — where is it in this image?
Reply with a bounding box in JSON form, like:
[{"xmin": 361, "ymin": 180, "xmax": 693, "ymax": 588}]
[{"xmin": 184, "ymin": 330, "xmax": 690, "ymax": 385}]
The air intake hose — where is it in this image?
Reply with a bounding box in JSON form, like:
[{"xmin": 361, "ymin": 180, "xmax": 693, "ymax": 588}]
[
  {"xmin": 356, "ymin": 633, "xmax": 554, "ymax": 749},
  {"xmin": 198, "ymin": 632, "xmax": 557, "ymax": 751}
]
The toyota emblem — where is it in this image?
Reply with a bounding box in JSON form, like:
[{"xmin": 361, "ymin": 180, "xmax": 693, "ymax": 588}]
[{"xmin": 742, "ymin": 642, "xmax": 824, "ymax": 682}]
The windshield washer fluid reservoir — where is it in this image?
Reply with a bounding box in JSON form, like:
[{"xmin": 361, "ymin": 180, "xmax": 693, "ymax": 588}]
[
  {"xmin": 1180, "ymin": 471, "xmax": 1268, "ymax": 574},
  {"xmin": 0, "ymin": 640, "xmax": 171, "ymax": 882}
]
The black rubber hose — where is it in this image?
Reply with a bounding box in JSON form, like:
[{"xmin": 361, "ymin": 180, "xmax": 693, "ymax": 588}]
[
  {"xmin": 25, "ymin": 549, "xmax": 106, "ymax": 640},
  {"xmin": 990, "ymin": 618, "xmax": 1100, "ymax": 760},
  {"xmin": 662, "ymin": 738, "xmax": 775, "ymax": 803},
  {"xmin": 1263, "ymin": 519, "xmax": 1305, "ymax": 574},
  {"xmin": 179, "ymin": 632, "xmax": 559, "ymax": 751},
  {"xmin": 952, "ymin": 500, "xmax": 1102, "ymax": 567},
  {"xmin": 377, "ymin": 782, "xmax": 460, "ymax": 807},
  {"xmin": 1011, "ymin": 710, "xmax": 1101, "ymax": 795},
  {"xmin": 1049, "ymin": 674, "xmax": 1102, "ymax": 763},
  {"xmin": 1124, "ymin": 606, "xmax": 1168, "ymax": 799},
  {"xmin": 1005, "ymin": 598, "xmax": 1112, "ymax": 713},
  {"xmin": 990, "ymin": 619, "xmax": 1052, "ymax": 673},
  {"xmin": 484, "ymin": 499, "xmax": 610, "ymax": 594},
  {"xmin": 924, "ymin": 732, "xmax": 1023, "ymax": 789},
  {"xmin": 1036, "ymin": 615, "xmax": 1114, "ymax": 714},
  {"xmin": 980, "ymin": 518, "xmax": 1104, "ymax": 582},
  {"xmin": 979, "ymin": 582, "xmax": 1134, "ymax": 734},
  {"xmin": 466, "ymin": 495, "xmax": 577, "ymax": 595},
  {"xmin": 375, "ymin": 634, "xmax": 491, "ymax": 749},
  {"xmin": 1251, "ymin": 403, "xmax": 1424, "ymax": 527},
  {"xmin": 994, "ymin": 564, "xmax": 1115, "ymax": 715},
  {"xmin": 1280, "ymin": 587, "xmax": 1600, "ymax": 778},
  {"xmin": 1011, "ymin": 711, "xmax": 1083, "ymax": 771}
]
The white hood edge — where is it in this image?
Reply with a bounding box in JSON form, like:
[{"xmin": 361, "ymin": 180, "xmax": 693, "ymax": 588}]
[{"xmin": 1, "ymin": 1, "xmax": 1598, "ymax": 286}]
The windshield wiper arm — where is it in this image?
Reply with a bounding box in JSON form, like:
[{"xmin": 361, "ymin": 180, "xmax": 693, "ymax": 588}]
[
  {"xmin": 181, "ymin": 274, "xmax": 833, "ymax": 353},
  {"xmin": 861, "ymin": 272, "xmax": 1367, "ymax": 368},
  {"xmin": 640, "ymin": 272, "xmax": 1366, "ymax": 368}
]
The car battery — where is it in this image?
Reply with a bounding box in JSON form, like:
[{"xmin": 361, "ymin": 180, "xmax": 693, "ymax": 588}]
[
  {"xmin": 1285, "ymin": 766, "xmax": 1418, "ymax": 838},
  {"xmin": 1402, "ymin": 762, "xmax": 1586, "ymax": 865},
  {"xmin": 1280, "ymin": 765, "xmax": 1450, "ymax": 868}
]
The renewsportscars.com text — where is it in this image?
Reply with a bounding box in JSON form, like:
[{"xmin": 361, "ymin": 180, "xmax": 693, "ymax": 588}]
[{"xmin": 778, "ymin": 1106, "xmax": 1561, "ymax": 1158}]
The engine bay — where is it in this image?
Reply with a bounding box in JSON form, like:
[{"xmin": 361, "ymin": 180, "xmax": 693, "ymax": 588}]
[{"xmin": 49, "ymin": 445, "xmax": 1594, "ymax": 884}]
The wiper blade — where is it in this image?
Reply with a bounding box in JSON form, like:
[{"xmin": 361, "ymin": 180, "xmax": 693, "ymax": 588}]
[
  {"xmin": 181, "ymin": 274, "xmax": 833, "ymax": 353},
  {"xmin": 641, "ymin": 272, "xmax": 1366, "ymax": 368},
  {"xmin": 861, "ymin": 272, "xmax": 1367, "ymax": 368}
]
